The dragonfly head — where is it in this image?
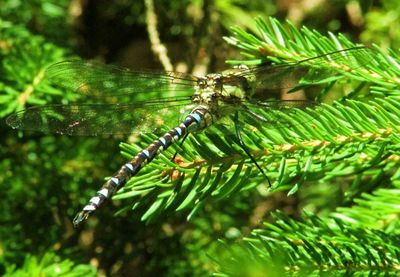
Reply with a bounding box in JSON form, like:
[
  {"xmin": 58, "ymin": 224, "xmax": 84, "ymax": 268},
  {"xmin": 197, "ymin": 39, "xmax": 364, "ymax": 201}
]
[{"xmin": 194, "ymin": 74, "xmax": 224, "ymax": 103}]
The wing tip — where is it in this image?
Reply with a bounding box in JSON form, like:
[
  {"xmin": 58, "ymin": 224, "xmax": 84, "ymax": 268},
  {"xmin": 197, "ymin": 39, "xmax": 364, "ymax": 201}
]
[{"xmin": 6, "ymin": 113, "xmax": 22, "ymax": 129}]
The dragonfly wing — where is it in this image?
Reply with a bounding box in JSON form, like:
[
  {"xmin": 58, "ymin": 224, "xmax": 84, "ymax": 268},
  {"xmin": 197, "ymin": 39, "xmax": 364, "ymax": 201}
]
[
  {"xmin": 46, "ymin": 60, "xmax": 197, "ymax": 98},
  {"xmin": 213, "ymin": 100, "xmax": 319, "ymax": 132},
  {"xmin": 6, "ymin": 99, "xmax": 194, "ymax": 136},
  {"xmin": 241, "ymin": 100, "xmax": 319, "ymax": 128},
  {"xmin": 228, "ymin": 47, "xmax": 374, "ymax": 90}
]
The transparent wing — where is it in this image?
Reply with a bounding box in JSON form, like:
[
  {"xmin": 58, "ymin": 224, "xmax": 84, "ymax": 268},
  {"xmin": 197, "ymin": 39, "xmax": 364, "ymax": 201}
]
[
  {"xmin": 242, "ymin": 99, "xmax": 318, "ymax": 127},
  {"xmin": 214, "ymin": 99, "xmax": 319, "ymax": 131},
  {"xmin": 222, "ymin": 47, "xmax": 374, "ymax": 90},
  {"xmin": 46, "ymin": 60, "xmax": 198, "ymax": 98},
  {"xmin": 6, "ymin": 98, "xmax": 194, "ymax": 136}
]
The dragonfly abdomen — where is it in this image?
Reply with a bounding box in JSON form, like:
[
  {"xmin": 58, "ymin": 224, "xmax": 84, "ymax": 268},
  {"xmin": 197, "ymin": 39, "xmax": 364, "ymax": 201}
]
[{"xmin": 73, "ymin": 105, "xmax": 213, "ymax": 226}]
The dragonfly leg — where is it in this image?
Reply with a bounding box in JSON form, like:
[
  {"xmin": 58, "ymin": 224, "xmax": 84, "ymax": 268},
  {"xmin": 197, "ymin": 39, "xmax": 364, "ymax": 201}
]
[
  {"xmin": 171, "ymin": 133, "xmax": 189, "ymax": 162},
  {"xmin": 234, "ymin": 112, "xmax": 271, "ymax": 187}
]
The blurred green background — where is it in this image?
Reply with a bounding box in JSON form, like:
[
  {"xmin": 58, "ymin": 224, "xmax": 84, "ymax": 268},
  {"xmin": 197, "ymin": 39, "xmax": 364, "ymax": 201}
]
[{"xmin": 1, "ymin": 0, "xmax": 398, "ymax": 276}]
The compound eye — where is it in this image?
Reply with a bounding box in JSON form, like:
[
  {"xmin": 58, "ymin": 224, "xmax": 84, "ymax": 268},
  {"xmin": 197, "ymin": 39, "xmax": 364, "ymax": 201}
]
[{"xmin": 197, "ymin": 78, "xmax": 207, "ymax": 89}]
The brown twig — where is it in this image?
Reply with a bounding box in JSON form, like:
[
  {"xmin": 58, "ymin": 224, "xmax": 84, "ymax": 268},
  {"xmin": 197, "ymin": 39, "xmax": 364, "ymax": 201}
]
[{"xmin": 144, "ymin": 0, "xmax": 173, "ymax": 71}]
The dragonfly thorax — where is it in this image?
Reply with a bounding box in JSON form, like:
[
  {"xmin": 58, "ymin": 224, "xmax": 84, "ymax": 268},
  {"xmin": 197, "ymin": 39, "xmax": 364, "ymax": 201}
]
[{"xmin": 194, "ymin": 74, "xmax": 223, "ymax": 103}]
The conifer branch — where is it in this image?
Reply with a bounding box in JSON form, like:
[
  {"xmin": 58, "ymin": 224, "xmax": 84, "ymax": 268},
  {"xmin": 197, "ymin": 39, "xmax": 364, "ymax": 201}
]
[{"xmin": 114, "ymin": 18, "xmax": 400, "ymax": 225}]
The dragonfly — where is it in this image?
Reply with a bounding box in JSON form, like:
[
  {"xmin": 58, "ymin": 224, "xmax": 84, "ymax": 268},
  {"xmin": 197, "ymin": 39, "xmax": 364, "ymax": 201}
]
[{"xmin": 6, "ymin": 46, "xmax": 372, "ymax": 226}]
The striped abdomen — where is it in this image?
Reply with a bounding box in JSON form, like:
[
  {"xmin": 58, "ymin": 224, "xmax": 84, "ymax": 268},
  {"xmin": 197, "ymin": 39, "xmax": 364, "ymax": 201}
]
[{"xmin": 73, "ymin": 106, "xmax": 213, "ymax": 226}]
